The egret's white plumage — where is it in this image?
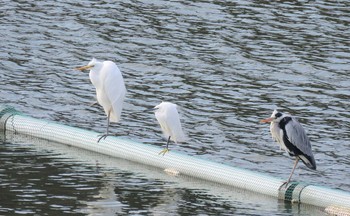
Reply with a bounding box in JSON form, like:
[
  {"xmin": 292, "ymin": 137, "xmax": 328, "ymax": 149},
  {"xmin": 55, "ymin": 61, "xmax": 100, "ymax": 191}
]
[
  {"xmin": 76, "ymin": 58, "xmax": 126, "ymax": 142},
  {"xmin": 154, "ymin": 102, "xmax": 186, "ymax": 155},
  {"xmin": 261, "ymin": 109, "xmax": 316, "ymax": 187}
]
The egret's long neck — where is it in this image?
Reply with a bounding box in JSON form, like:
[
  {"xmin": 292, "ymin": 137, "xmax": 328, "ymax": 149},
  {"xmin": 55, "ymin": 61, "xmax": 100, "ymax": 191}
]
[{"xmin": 89, "ymin": 63, "xmax": 103, "ymax": 88}]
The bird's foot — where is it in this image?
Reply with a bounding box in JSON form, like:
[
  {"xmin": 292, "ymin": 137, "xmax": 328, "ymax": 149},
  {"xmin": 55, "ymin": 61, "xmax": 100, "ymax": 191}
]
[
  {"xmin": 97, "ymin": 133, "xmax": 119, "ymax": 143},
  {"xmin": 158, "ymin": 148, "xmax": 169, "ymax": 156},
  {"xmin": 278, "ymin": 181, "xmax": 290, "ymax": 190},
  {"xmin": 97, "ymin": 133, "xmax": 111, "ymax": 143}
]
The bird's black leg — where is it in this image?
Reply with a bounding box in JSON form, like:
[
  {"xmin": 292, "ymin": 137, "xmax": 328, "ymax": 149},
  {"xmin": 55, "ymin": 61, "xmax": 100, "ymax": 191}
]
[
  {"xmin": 279, "ymin": 157, "xmax": 299, "ymax": 189},
  {"xmin": 165, "ymin": 136, "xmax": 171, "ymax": 149},
  {"xmin": 97, "ymin": 111, "xmax": 111, "ymax": 143},
  {"xmin": 159, "ymin": 136, "xmax": 171, "ymax": 156}
]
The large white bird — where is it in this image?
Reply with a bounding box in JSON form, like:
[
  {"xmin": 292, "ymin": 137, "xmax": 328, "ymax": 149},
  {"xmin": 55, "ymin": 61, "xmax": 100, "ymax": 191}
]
[
  {"xmin": 75, "ymin": 58, "xmax": 126, "ymax": 142},
  {"xmin": 153, "ymin": 102, "xmax": 186, "ymax": 156},
  {"xmin": 260, "ymin": 109, "xmax": 316, "ymax": 187}
]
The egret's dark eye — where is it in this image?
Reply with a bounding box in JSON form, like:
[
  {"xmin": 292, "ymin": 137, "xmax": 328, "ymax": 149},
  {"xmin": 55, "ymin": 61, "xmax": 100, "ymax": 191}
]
[{"xmin": 275, "ymin": 112, "xmax": 282, "ymax": 118}]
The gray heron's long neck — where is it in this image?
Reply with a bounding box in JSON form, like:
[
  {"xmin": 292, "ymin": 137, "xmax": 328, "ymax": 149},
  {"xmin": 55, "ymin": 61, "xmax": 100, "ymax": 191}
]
[{"xmin": 270, "ymin": 121, "xmax": 282, "ymax": 143}]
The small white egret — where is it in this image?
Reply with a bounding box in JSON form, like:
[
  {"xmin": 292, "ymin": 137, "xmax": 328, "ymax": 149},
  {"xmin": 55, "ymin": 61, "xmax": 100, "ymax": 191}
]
[
  {"xmin": 75, "ymin": 58, "xmax": 126, "ymax": 142},
  {"xmin": 153, "ymin": 102, "xmax": 186, "ymax": 156},
  {"xmin": 260, "ymin": 110, "xmax": 316, "ymax": 188}
]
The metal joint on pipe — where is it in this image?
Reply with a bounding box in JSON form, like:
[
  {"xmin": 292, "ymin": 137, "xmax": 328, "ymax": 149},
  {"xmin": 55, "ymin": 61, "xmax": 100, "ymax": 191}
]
[
  {"xmin": 0, "ymin": 105, "xmax": 21, "ymax": 133},
  {"xmin": 278, "ymin": 182, "xmax": 310, "ymax": 203}
]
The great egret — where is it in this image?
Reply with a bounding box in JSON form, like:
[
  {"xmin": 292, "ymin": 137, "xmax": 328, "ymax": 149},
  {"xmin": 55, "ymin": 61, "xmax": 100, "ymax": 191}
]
[
  {"xmin": 75, "ymin": 58, "xmax": 126, "ymax": 142},
  {"xmin": 153, "ymin": 102, "xmax": 186, "ymax": 156},
  {"xmin": 260, "ymin": 109, "xmax": 316, "ymax": 188}
]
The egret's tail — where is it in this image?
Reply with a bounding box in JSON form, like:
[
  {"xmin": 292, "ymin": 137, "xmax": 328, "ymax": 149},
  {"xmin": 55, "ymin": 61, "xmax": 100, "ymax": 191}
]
[
  {"xmin": 104, "ymin": 104, "xmax": 122, "ymax": 123},
  {"xmin": 109, "ymin": 110, "xmax": 121, "ymax": 123},
  {"xmin": 171, "ymin": 131, "xmax": 187, "ymax": 144},
  {"xmin": 108, "ymin": 92, "xmax": 125, "ymax": 123}
]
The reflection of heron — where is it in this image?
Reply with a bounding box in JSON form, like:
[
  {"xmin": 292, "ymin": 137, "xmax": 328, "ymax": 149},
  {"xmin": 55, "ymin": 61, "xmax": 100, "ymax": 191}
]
[
  {"xmin": 76, "ymin": 58, "xmax": 126, "ymax": 142},
  {"xmin": 260, "ymin": 110, "xmax": 316, "ymax": 187},
  {"xmin": 153, "ymin": 102, "xmax": 186, "ymax": 156}
]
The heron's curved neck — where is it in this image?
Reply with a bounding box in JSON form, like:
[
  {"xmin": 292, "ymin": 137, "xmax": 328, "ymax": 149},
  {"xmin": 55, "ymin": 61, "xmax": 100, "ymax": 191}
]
[
  {"xmin": 91, "ymin": 62, "xmax": 103, "ymax": 73},
  {"xmin": 89, "ymin": 63, "xmax": 103, "ymax": 88}
]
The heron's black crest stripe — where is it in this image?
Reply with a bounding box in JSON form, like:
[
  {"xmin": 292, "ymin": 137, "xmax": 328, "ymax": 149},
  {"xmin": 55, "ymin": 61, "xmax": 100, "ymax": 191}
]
[
  {"xmin": 275, "ymin": 112, "xmax": 282, "ymax": 118},
  {"xmin": 279, "ymin": 117, "xmax": 292, "ymax": 131}
]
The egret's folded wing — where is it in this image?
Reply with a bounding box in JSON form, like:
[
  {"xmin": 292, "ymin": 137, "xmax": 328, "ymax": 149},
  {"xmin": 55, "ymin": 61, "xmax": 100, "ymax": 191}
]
[{"xmin": 102, "ymin": 61, "xmax": 126, "ymax": 122}]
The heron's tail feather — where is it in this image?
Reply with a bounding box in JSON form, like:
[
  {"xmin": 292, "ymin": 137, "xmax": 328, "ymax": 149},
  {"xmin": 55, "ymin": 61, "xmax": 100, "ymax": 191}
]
[{"xmin": 299, "ymin": 154, "xmax": 316, "ymax": 170}]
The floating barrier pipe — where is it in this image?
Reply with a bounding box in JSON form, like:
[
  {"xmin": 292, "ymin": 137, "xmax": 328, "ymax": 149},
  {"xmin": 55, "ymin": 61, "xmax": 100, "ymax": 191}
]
[{"xmin": 0, "ymin": 105, "xmax": 349, "ymax": 212}]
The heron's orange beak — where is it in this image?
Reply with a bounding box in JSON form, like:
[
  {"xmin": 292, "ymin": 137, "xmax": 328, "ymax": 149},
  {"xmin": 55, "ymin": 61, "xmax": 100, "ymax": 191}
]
[
  {"xmin": 75, "ymin": 65, "xmax": 93, "ymax": 71},
  {"xmin": 260, "ymin": 117, "xmax": 274, "ymax": 123}
]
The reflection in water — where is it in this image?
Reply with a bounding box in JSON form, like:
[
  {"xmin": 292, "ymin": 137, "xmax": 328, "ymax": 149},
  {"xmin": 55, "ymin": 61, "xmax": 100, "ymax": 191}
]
[
  {"xmin": 0, "ymin": 135, "xmax": 327, "ymax": 215},
  {"xmin": 0, "ymin": 143, "xmax": 102, "ymax": 215},
  {"xmin": 1, "ymin": 0, "xmax": 350, "ymax": 215}
]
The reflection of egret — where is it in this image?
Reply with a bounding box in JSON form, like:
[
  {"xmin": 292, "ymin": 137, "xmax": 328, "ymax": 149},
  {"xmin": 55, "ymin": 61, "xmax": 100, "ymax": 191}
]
[
  {"xmin": 260, "ymin": 109, "xmax": 316, "ymax": 188},
  {"xmin": 76, "ymin": 58, "xmax": 126, "ymax": 142},
  {"xmin": 153, "ymin": 102, "xmax": 186, "ymax": 156}
]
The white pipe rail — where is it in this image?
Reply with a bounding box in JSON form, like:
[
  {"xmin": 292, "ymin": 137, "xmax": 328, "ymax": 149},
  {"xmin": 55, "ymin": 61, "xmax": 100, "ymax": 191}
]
[{"xmin": 0, "ymin": 105, "xmax": 349, "ymax": 212}]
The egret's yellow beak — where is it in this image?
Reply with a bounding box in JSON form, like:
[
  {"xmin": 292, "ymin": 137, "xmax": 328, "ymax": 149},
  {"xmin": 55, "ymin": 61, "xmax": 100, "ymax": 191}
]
[
  {"xmin": 260, "ymin": 117, "xmax": 274, "ymax": 123},
  {"xmin": 75, "ymin": 65, "xmax": 93, "ymax": 71}
]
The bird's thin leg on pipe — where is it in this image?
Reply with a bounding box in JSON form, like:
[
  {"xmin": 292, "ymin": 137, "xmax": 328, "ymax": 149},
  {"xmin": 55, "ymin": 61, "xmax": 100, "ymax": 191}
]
[
  {"xmin": 97, "ymin": 111, "xmax": 111, "ymax": 143},
  {"xmin": 106, "ymin": 111, "xmax": 110, "ymax": 135},
  {"xmin": 159, "ymin": 136, "xmax": 171, "ymax": 156},
  {"xmin": 286, "ymin": 157, "xmax": 299, "ymax": 185},
  {"xmin": 165, "ymin": 136, "xmax": 171, "ymax": 149},
  {"xmin": 279, "ymin": 157, "xmax": 299, "ymax": 189}
]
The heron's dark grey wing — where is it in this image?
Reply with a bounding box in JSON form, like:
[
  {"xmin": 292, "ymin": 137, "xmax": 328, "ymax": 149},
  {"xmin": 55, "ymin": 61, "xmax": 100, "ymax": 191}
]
[{"xmin": 285, "ymin": 117, "xmax": 316, "ymax": 169}]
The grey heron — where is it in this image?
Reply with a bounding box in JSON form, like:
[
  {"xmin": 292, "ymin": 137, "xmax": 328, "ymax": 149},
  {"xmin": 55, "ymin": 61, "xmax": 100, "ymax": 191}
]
[{"xmin": 260, "ymin": 109, "xmax": 316, "ymax": 187}]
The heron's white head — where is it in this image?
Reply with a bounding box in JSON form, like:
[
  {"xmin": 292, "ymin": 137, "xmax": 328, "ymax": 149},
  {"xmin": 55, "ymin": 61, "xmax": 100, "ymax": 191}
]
[
  {"xmin": 260, "ymin": 109, "xmax": 285, "ymax": 123},
  {"xmin": 75, "ymin": 58, "xmax": 101, "ymax": 71},
  {"xmin": 153, "ymin": 102, "xmax": 177, "ymax": 113},
  {"xmin": 88, "ymin": 58, "xmax": 98, "ymax": 67}
]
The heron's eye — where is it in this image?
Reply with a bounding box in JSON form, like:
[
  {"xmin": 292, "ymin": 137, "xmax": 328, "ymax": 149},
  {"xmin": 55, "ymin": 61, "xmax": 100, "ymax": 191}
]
[{"xmin": 275, "ymin": 112, "xmax": 282, "ymax": 118}]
